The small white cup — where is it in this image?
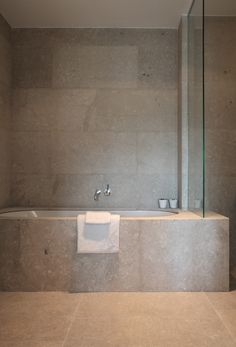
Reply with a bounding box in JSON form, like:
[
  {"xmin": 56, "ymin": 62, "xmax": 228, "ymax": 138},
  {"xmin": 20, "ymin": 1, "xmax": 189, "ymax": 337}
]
[
  {"xmin": 159, "ymin": 199, "xmax": 168, "ymax": 209},
  {"xmin": 169, "ymin": 199, "xmax": 178, "ymax": 209}
]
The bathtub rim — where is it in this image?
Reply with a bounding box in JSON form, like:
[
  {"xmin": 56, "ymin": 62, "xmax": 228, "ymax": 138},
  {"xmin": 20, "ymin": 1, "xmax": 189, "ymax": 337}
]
[
  {"xmin": 0, "ymin": 208, "xmax": 228, "ymax": 221},
  {"xmin": 0, "ymin": 207, "xmax": 181, "ymax": 220}
]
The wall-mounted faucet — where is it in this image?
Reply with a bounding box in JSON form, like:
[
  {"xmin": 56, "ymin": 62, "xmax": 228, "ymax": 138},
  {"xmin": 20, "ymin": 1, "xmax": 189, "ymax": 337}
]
[
  {"xmin": 94, "ymin": 189, "xmax": 102, "ymax": 201},
  {"xmin": 94, "ymin": 185, "xmax": 111, "ymax": 201},
  {"xmin": 104, "ymin": 184, "xmax": 111, "ymax": 196}
]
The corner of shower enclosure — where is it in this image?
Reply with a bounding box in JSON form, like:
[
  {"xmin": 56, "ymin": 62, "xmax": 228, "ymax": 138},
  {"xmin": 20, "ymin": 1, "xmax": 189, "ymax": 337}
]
[{"xmin": 187, "ymin": 0, "xmax": 206, "ymax": 217}]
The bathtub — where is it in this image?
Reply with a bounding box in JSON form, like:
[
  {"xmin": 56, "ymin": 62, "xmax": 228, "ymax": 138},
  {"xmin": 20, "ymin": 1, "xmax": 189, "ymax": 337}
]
[
  {"xmin": 0, "ymin": 209, "xmax": 176, "ymax": 219},
  {"xmin": 0, "ymin": 208, "xmax": 229, "ymax": 292}
]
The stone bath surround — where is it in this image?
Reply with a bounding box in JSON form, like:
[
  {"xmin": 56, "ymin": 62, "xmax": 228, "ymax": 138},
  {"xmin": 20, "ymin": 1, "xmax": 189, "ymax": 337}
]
[{"xmin": 0, "ymin": 210, "xmax": 229, "ymax": 292}]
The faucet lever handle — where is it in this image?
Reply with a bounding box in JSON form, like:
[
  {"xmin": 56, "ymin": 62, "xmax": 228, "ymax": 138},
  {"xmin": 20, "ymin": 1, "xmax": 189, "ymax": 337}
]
[{"xmin": 104, "ymin": 184, "xmax": 111, "ymax": 196}]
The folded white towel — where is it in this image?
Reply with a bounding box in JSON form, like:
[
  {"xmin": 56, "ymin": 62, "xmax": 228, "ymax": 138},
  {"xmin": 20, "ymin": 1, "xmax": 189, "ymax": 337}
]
[
  {"xmin": 85, "ymin": 211, "xmax": 111, "ymax": 224},
  {"xmin": 77, "ymin": 214, "xmax": 120, "ymax": 254}
]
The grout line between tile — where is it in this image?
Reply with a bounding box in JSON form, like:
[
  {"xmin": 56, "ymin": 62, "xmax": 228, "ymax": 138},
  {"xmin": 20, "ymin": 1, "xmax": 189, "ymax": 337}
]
[
  {"xmin": 204, "ymin": 293, "xmax": 236, "ymax": 344},
  {"xmin": 62, "ymin": 295, "xmax": 81, "ymax": 347}
]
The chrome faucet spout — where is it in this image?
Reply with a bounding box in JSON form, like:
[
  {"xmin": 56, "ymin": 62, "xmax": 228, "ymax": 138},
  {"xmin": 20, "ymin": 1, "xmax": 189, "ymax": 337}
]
[{"xmin": 94, "ymin": 189, "xmax": 102, "ymax": 201}]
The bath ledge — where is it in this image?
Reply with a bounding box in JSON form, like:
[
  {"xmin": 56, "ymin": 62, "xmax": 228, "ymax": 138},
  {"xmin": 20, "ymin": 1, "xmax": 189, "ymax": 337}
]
[{"xmin": 0, "ymin": 208, "xmax": 228, "ymax": 221}]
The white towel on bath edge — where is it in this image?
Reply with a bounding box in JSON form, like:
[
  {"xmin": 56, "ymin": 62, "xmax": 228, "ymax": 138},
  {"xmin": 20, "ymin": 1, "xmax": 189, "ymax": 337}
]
[
  {"xmin": 77, "ymin": 214, "xmax": 120, "ymax": 254},
  {"xmin": 85, "ymin": 211, "xmax": 111, "ymax": 224}
]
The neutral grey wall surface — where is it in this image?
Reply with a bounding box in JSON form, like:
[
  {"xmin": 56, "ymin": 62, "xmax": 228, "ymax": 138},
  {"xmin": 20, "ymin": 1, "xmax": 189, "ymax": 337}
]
[
  {"xmin": 11, "ymin": 29, "xmax": 178, "ymax": 209},
  {"xmin": 205, "ymin": 17, "xmax": 236, "ymax": 285},
  {"xmin": 0, "ymin": 15, "xmax": 11, "ymax": 208}
]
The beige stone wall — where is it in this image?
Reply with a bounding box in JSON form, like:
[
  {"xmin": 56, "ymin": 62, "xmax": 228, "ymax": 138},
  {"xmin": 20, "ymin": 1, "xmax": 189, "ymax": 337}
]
[
  {"xmin": 205, "ymin": 17, "xmax": 236, "ymax": 283},
  {"xmin": 10, "ymin": 29, "xmax": 178, "ymax": 208},
  {"xmin": 0, "ymin": 15, "xmax": 11, "ymax": 208}
]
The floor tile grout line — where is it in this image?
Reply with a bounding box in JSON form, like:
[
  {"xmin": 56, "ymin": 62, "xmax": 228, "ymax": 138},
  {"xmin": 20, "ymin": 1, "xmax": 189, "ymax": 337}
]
[
  {"xmin": 62, "ymin": 295, "xmax": 82, "ymax": 347},
  {"xmin": 204, "ymin": 293, "xmax": 236, "ymax": 344}
]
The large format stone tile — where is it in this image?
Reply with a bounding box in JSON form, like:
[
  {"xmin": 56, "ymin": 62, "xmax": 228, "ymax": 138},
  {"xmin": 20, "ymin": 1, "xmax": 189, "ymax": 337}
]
[
  {"xmin": 95, "ymin": 174, "xmax": 138, "ymax": 209},
  {"xmin": 140, "ymin": 219, "xmax": 229, "ymax": 291},
  {"xmin": 20, "ymin": 220, "xmax": 75, "ymax": 291},
  {"xmin": 52, "ymin": 89, "xmax": 96, "ymax": 132},
  {"xmin": 65, "ymin": 292, "xmax": 235, "ymax": 347},
  {"xmin": 12, "ymin": 88, "xmax": 96, "ymax": 132},
  {"xmin": 205, "ymin": 175, "xmax": 236, "ymax": 216},
  {"xmin": 86, "ymin": 89, "xmax": 177, "ymax": 133},
  {"xmin": 0, "ymin": 221, "xmax": 21, "ymax": 291},
  {"xmin": 0, "ymin": 293, "xmax": 78, "ymax": 341},
  {"xmin": 205, "ymin": 81, "xmax": 236, "ymax": 131},
  {"xmin": 11, "ymin": 132, "xmax": 52, "ymax": 174},
  {"xmin": 0, "ymin": 219, "xmax": 76, "ymax": 291},
  {"xmin": 10, "ymin": 172, "xmax": 178, "ymax": 210},
  {"xmin": 138, "ymin": 44, "xmax": 177, "ymax": 89},
  {"xmin": 19, "ymin": 220, "xmax": 76, "ymax": 254},
  {"xmin": 0, "ymin": 16, "xmax": 11, "ymax": 209},
  {"xmin": 50, "ymin": 174, "xmax": 104, "ymax": 208},
  {"xmin": 51, "ymin": 132, "xmax": 136, "ymax": 175},
  {"xmin": 0, "ymin": 83, "xmax": 11, "ymax": 130},
  {"xmin": 206, "ymin": 130, "xmax": 236, "ymax": 176},
  {"xmin": 17, "ymin": 252, "xmax": 72, "ymax": 291},
  {"xmin": 10, "ymin": 174, "xmax": 54, "ymax": 207},
  {"xmin": 0, "ymin": 129, "xmax": 10, "ymax": 173},
  {"xmin": 75, "ymin": 292, "xmax": 209, "ymax": 319},
  {"xmin": 204, "ymin": 17, "xmax": 236, "ymax": 47},
  {"xmin": 65, "ymin": 315, "xmax": 154, "ymax": 346},
  {"xmin": 12, "ymin": 28, "xmax": 176, "ymax": 49},
  {"xmin": 75, "ymin": 293, "xmax": 139, "ymax": 318},
  {"xmin": 136, "ymin": 174, "xmax": 178, "ymax": 209},
  {"xmin": 0, "ymin": 292, "xmax": 235, "ymax": 347},
  {"xmin": 13, "ymin": 46, "xmax": 53, "ymax": 88},
  {"xmin": 11, "ymin": 173, "xmax": 135, "ymax": 208},
  {"xmin": 0, "ymin": 33, "xmax": 11, "ymax": 87},
  {"xmin": 0, "ymin": 341, "xmax": 63, "ymax": 347},
  {"xmin": 206, "ymin": 291, "xmax": 236, "ymax": 340},
  {"xmin": 71, "ymin": 253, "xmax": 119, "ymax": 292},
  {"xmin": 52, "ymin": 45, "xmax": 138, "ymax": 89},
  {"xmin": 205, "ymin": 40, "xmax": 236, "ymax": 83},
  {"xmin": 50, "ymin": 174, "xmax": 138, "ymax": 208},
  {"xmin": 137, "ymin": 132, "xmax": 177, "ymax": 175},
  {"xmin": 72, "ymin": 221, "xmax": 140, "ymax": 292},
  {"xmin": 206, "ymin": 292, "xmax": 236, "ymax": 311},
  {"xmin": 145, "ymin": 316, "xmax": 235, "ymax": 347},
  {"xmin": 217, "ymin": 309, "xmax": 236, "ymax": 340},
  {"xmin": 109, "ymin": 220, "xmax": 140, "ymax": 291},
  {"xmin": 11, "ymin": 89, "xmax": 54, "ymax": 132},
  {"xmin": 0, "ymin": 174, "xmax": 10, "ymax": 208}
]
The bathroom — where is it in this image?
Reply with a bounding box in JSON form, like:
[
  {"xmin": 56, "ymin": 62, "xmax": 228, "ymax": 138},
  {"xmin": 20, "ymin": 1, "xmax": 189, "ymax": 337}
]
[{"xmin": 0, "ymin": 0, "xmax": 235, "ymax": 345}]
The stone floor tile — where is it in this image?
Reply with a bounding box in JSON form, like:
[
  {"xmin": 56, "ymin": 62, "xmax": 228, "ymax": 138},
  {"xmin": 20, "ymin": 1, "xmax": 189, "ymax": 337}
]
[
  {"xmin": 0, "ymin": 293, "xmax": 79, "ymax": 341},
  {"xmin": 76, "ymin": 292, "xmax": 217, "ymax": 320},
  {"xmin": 0, "ymin": 292, "xmax": 236, "ymax": 347},
  {"xmin": 147, "ymin": 316, "xmax": 235, "ymax": 347},
  {"xmin": 0, "ymin": 341, "xmax": 63, "ymax": 347},
  {"xmin": 206, "ymin": 292, "xmax": 236, "ymax": 310},
  {"xmin": 216, "ymin": 309, "xmax": 236, "ymax": 340}
]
